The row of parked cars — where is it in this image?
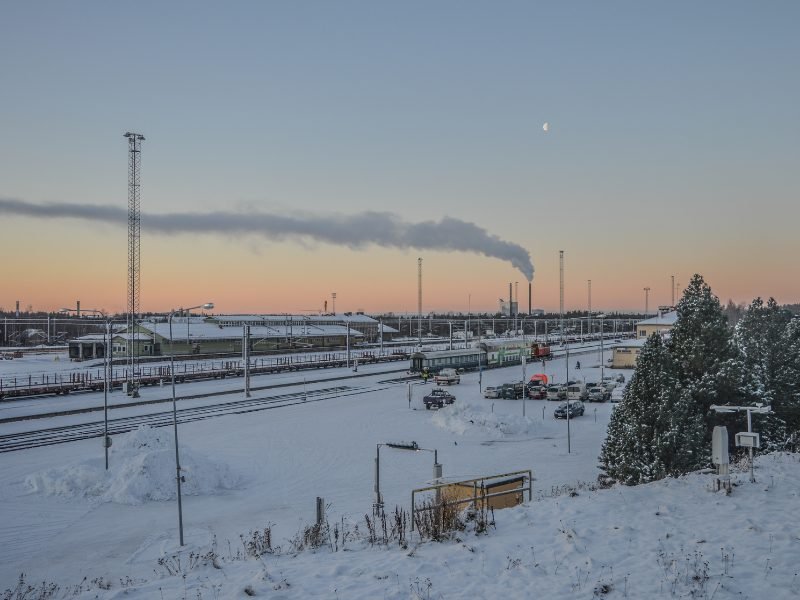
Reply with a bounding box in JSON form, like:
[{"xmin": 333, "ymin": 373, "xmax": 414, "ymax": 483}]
[{"xmin": 484, "ymin": 374, "xmax": 625, "ymax": 403}]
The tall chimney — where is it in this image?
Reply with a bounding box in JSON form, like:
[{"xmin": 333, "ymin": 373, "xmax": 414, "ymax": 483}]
[
  {"xmin": 528, "ymin": 282, "xmax": 532, "ymax": 315},
  {"xmin": 77, "ymin": 300, "xmax": 81, "ymax": 318},
  {"xmin": 671, "ymin": 275, "xmax": 675, "ymax": 306},
  {"xmin": 509, "ymin": 283, "xmax": 513, "ymax": 316},
  {"xmin": 15, "ymin": 300, "xmax": 20, "ymax": 318}
]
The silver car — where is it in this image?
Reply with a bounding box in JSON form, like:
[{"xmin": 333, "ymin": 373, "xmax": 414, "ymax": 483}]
[{"xmin": 483, "ymin": 386, "xmax": 501, "ymax": 399}]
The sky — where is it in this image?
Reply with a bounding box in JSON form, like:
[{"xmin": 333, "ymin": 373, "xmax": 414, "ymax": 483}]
[{"xmin": 1, "ymin": 1, "xmax": 798, "ymax": 315}]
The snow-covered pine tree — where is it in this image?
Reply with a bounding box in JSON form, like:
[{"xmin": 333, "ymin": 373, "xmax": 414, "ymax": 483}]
[
  {"xmin": 729, "ymin": 298, "xmax": 796, "ymax": 450},
  {"xmin": 774, "ymin": 318, "xmax": 800, "ymax": 450},
  {"xmin": 734, "ymin": 298, "xmax": 793, "ymax": 406},
  {"xmin": 668, "ymin": 274, "xmax": 733, "ymax": 383},
  {"xmin": 600, "ymin": 334, "xmax": 705, "ymax": 485},
  {"xmin": 667, "ymin": 274, "xmax": 736, "ymax": 435}
]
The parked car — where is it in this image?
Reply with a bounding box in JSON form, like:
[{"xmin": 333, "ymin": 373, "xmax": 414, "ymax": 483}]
[
  {"xmin": 501, "ymin": 382, "xmax": 525, "ymax": 399},
  {"xmin": 424, "ymin": 388, "xmax": 456, "ymax": 409},
  {"xmin": 434, "ymin": 368, "xmax": 461, "ymax": 385},
  {"xmin": 546, "ymin": 385, "xmax": 567, "ymax": 401},
  {"xmin": 554, "ymin": 401, "xmax": 585, "ymax": 419},
  {"xmin": 601, "ymin": 377, "xmax": 618, "ymax": 392},
  {"xmin": 566, "ymin": 383, "xmax": 588, "ymax": 401},
  {"xmin": 587, "ymin": 386, "xmax": 610, "ymax": 402},
  {"xmin": 610, "ymin": 386, "xmax": 625, "ymax": 403},
  {"xmin": 528, "ymin": 385, "xmax": 547, "ymax": 400},
  {"xmin": 483, "ymin": 386, "xmax": 501, "ymax": 399}
]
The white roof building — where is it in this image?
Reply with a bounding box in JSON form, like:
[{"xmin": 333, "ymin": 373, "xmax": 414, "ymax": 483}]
[{"xmin": 636, "ymin": 311, "xmax": 677, "ymax": 339}]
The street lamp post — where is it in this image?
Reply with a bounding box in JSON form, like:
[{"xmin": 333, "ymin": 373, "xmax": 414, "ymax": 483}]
[
  {"xmin": 61, "ymin": 307, "xmax": 112, "ymax": 469},
  {"xmin": 374, "ymin": 441, "xmax": 439, "ymax": 516},
  {"xmin": 169, "ymin": 302, "xmax": 214, "ymax": 546},
  {"xmin": 596, "ymin": 313, "xmax": 607, "ymax": 382},
  {"xmin": 522, "ymin": 354, "xmax": 527, "ymax": 417}
]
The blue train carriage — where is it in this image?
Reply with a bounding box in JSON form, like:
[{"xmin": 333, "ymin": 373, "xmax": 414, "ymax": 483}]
[
  {"xmin": 479, "ymin": 340, "xmax": 535, "ymax": 367},
  {"xmin": 410, "ymin": 348, "xmax": 484, "ymax": 374}
]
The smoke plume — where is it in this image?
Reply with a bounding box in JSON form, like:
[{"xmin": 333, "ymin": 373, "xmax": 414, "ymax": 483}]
[{"xmin": 0, "ymin": 198, "xmax": 534, "ymax": 280}]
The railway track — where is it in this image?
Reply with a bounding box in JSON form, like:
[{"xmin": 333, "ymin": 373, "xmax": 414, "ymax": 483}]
[
  {"xmin": 0, "ymin": 366, "xmax": 412, "ymax": 424},
  {"xmin": 0, "ymin": 383, "xmax": 380, "ymax": 453}
]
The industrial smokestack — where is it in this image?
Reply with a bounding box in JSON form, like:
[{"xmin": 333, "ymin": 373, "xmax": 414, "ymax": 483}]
[
  {"xmin": 528, "ymin": 282, "xmax": 532, "ymax": 315},
  {"xmin": 418, "ymin": 258, "xmax": 423, "ymax": 344},
  {"xmin": 77, "ymin": 300, "xmax": 81, "ymax": 318},
  {"xmin": 16, "ymin": 300, "xmax": 19, "ymax": 318},
  {"xmin": 509, "ymin": 283, "xmax": 512, "ymax": 316},
  {"xmin": 671, "ymin": 275, "xmax": 675, "ymax": 306}
]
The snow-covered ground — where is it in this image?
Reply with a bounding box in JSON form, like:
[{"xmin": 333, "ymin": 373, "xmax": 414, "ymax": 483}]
[{"xmin": 2, "ymin": 350, "xmax": 796, "ymax": 598}]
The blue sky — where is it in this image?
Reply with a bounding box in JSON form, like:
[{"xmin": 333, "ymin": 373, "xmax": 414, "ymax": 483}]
[{"xmin": 1, "ymin": 1, "xmax": 798, "ymax": 313}]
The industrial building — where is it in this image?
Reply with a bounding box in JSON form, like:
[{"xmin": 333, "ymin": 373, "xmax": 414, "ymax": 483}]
[
  {"xmin": 68, "ymin": 314, "xmax": 398, "ymax": 360},
  {"xmin": 611, "ymin": 310, "xmax": 678, "ymax": 368}
]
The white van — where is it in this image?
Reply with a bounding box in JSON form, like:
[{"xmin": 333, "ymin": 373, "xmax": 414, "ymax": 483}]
[
  {"xmin": 434, "ymin": 368, "xmax": 461, "ymax": 385},
  {"xmin": 566, "ymin": 383, "xmax": 587, "ymax": 401}
]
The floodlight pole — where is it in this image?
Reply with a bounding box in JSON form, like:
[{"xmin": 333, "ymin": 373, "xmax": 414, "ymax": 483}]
[
  {"xmin": 600, "ymin": 314, "xmax": 604, "ymax": 381},
  {"xmin": 375, "ymin": 443, "xmax": 382, "ymax": 512},
  {"xmin": 169, "ymin": 302, "xmax": 214, "ymax": 546},
  {"xmin": 596, "ymin": 313, "xmax": 606, "ymax": 382},
  {"xmin": 243, "ymin": 325, "xmax": 251, "ymax": 398},
  {"xmin": 522, "ymin": 355, "xmax": 527, "ymax": 417}
]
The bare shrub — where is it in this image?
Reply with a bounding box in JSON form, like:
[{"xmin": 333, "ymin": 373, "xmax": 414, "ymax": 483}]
[
  {"xmin": 413, "ymin": 497, "xmax": 466, "ymax": 541},
  {"xmin": 241, "ymin": 526, "xmax": 273, "ymax": 558}
]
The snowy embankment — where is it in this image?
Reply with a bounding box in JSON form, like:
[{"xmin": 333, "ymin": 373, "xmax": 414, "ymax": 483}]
[
  {"xmin": 25, "ymin": 426, "xmax": 240, "ymax": 505},
  {"xmin": 8, "ymin": 452, "xmax": 800, "ymax": 599},
  {"xmin": 10, "ymin": 420, "xmax": 800, "ymax": 600}
]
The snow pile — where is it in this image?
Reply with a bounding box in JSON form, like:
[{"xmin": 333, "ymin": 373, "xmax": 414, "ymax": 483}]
[
  {"xmin": 431, "ymin": 401, "xmax": 535, "ymax": 436},
  {"xmin": 25, "ymin": 426, "xmax": 240, "ymax": 504}
]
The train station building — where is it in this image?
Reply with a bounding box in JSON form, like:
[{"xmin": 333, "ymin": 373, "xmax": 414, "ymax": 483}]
[{"xmin": 67, "ymin": 314, "xmax": 398, "ymax": 360}]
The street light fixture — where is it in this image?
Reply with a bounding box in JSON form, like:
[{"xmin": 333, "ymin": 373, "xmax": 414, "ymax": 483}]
[
  {"xmin": 168, "ymin": 302, "xmax": 214, "ymax": 546},
  {"xmin": 374, "ymin": 441, "xmax": 440, "ymax": 515},
  {"xmin": 61, "ymin": 307, "xmax": 112, "ymax": 469}
]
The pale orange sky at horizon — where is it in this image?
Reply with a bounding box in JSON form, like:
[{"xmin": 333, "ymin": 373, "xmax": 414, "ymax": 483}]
[{"xmin": 2, "ymin": 219, "xmax": 797, "ymax": 317}]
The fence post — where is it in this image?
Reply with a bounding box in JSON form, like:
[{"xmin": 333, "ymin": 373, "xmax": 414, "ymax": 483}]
[
  {"xmin": 411, "ymin": 491, "xmax": 415, "ymax": 532},
  {"xmin": 316, "ymin": 497, "xmax": 325, "ymax": 526}
]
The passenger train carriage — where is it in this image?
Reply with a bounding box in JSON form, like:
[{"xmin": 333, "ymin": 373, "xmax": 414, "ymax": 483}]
[{"xmin": 410, "ymin": 340, "xmax": 550, "ymax": 373}]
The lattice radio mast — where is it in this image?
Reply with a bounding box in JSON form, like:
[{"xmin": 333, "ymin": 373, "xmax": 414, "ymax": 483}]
[
  {"xmin": 125, "ymin": 132, "xmax": 144, "ymax": 396},
  {"xmin": 417, "ymin": 258, "xmax": 423, "ymax": 346}
]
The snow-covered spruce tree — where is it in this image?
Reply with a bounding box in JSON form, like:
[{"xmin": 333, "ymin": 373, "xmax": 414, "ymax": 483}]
[
  {"xmin": 600, "ymin": 334, "xmax": 706, "ymax": 485},
  {"xmin": 668, "ymin": 274, "xmax": 734, "ymax": 383},
  {"xmin": 731, "ymin": 298, "xmax": 796, "ymax": 450},
  {"xmin": 774, "ymin": 318, "xmax": 800, "ymax": 450},
  {"xmin": 734, "ymin": 298, "xmax": 793, "ymax": 406},
  {"xmin": 667, "ymin": 274, "xmax": 737, "ymax": 435}
]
